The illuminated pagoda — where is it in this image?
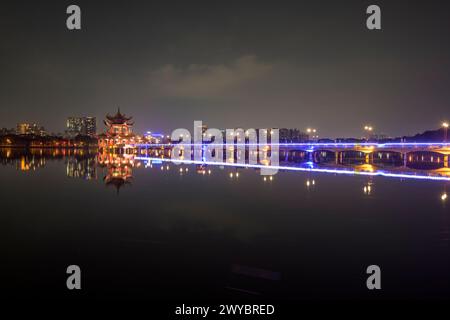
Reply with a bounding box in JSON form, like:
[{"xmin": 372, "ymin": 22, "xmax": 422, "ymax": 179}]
[{"xmin": 98, "ymin": 108, "xmax": 136, "ymax": 152}]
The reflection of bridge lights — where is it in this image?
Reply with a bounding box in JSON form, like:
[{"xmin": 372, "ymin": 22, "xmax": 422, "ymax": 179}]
[
  {"xmin": 227, "ymin": 172, "xmax": 239, "ymax": 178},
  {"xmin": 136, "ymin": 157, "xmax": 450, "ymax": 182},
  {"xmin": 363, "ymin": 183, "xmax": 373, "ymax": 195},
  {"xmin": 306, "ymin": 179, "xmax": 315, "ymax": 187},
  {"xmin": 442, "ymin": 193, "xmax": 448, "ymax": 201}
]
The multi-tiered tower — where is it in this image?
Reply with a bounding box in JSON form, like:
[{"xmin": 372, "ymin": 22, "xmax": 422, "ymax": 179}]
[{"xmin": 98, "ymin": 108, "xmax": 135, "ymax": 152}]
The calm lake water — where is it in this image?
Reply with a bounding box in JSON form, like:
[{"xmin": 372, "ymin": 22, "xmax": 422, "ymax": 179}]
[{"xmin": 1, "ymin": 148, "xmax": 449, "ymax": 300}]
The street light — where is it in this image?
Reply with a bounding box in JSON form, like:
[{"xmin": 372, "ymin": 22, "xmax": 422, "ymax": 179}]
[
  {"xmin": 306, "ymin": 128, "xmax": 318, "ymax": 140},
  {"xmin": 442, "ymin": 122, "xmax": 449, "ymax": 142},
  {"xmin": 364, "ymin": 125, "xmax": 373, "ymax": 141}
]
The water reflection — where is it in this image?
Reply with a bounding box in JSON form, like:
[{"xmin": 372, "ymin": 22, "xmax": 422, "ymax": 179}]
[
  {"xmin": 97, "ymin": 152, "xmax": 136, "ymax": 193},
  {"xmin": 1, "ymin": 147, "xmax": 450, "ymax": 189},
  {"xmin": 67, "ymin": 156, "xmax": 97, "ymax": 180},
  {"xmin": 1, "ymin": 147, "xmax": 450, "ymax": 299},
  {"xmin": 0, "ymin": 148, "xmax": 96, "ymax": 172},
  {"xmin": 306, "ymin": 179, "xmax": 315, "ymax": 188},
  {"xmin": 363, "ymin": 182, "xmax": 373, "ymax": 195}
]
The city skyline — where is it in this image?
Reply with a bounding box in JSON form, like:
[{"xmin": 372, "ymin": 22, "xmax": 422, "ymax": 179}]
[
  {"xmin": 1, "ymin": 1, "xmax": 450, "ymax": 137},
  {"xmin": 1, "ymin": 114, "xmax": 448, "ymax": 141}
]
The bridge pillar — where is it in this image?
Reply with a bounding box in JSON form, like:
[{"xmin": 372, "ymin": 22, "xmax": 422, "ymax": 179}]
[
  {"xmin": 365, "ymin": 152, "xmax": 373, "ymax": 164},
  {"xmin": 445, "ymin": 155, "xmax": 449, "ymax": 168},
  {"xmin": 403, "ymin": 153, "xmax": 408, "ymax": 167},
  {"xmin": 335, "ymin": 151, "xmax": 340, "ymax": 164},
  {"xmin": 313, "ymin": 152, "xmax": 319, "ymax": 163}
]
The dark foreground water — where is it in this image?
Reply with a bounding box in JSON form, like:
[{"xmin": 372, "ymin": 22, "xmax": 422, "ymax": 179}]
[{"xmin": 0, "ymin": 148, "xmax": 449, "ymax": 301}]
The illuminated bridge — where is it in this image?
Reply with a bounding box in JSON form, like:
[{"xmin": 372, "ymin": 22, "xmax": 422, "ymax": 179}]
[
  {"xmin": 133, "ymin": 142, "xmax": 450, "ymax": 166},
  {"xmin": 277, "ymin": 142, "xmax": 450, "ymax": 167}
]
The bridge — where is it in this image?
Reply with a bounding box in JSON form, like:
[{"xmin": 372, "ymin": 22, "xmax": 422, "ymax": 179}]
[
  {"xmin": 132, "ymin": 142, "xmax": 450, "ymax": 167},
  {"xmin": 276, "ymin": 142, "xmax": 450, "ymax": 167}
]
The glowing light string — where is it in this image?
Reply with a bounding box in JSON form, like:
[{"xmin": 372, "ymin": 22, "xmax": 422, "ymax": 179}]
[{"xmin": 135, "ymin": 156, "xmax": 450, "ymax": 182}]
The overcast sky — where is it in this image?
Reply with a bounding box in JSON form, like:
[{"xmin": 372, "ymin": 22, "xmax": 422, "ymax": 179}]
[{"xmin": 1, "ymin": 0, "xmax": 449, "ymax": 138}]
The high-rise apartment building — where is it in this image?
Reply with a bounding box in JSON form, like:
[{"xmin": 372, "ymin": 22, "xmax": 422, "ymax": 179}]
[{"xmin": 66, "ymin": 117, "xmax": 97, "ymax": 137}]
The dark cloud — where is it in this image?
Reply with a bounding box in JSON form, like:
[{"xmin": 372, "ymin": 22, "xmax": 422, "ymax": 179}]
[{"xmin": 150, "ymin": 55, "xmax": 273, "ymax": 99}]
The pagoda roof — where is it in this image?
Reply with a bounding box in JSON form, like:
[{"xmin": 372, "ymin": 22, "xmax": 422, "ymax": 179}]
[
  {"xmin": 104, "ymin": 175, "xmax": 133, "ymax": 194},
  {"xmin": 105, "ymin": 108, "xmax": 133, "ymax": 125}
]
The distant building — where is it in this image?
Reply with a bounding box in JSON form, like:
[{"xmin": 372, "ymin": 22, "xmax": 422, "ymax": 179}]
[
  {"xmin": 0, "ymin": 127, "xmax": 15, "ymax": 136},
  {"xmin": 279, "ymin": 128, "xmax": 309, "ymax": 142},
  {"xmin": 66, "ymin": 118, "xmax": 83, "ymax": 136},
  {"xmin": 16, "ymin": 123, "xmax": 46, "ymax": 136},
  {"xmin": 66, "ymin": 117, "xmax": 97, "ymax": 137},
  {"xmin": 84, "ymin": 117, "xmax": 96, "ymax": 136},
  {"xmin": 144, "ymin": 132, "xmax": 160, "ymax": 143},
  {"xmin": 16, "ymin": 123, "xmax": 29, "ymax": 135},
  {"xmin": 369, "ymin": 133, "xmax": 389, "ymax": 141}
]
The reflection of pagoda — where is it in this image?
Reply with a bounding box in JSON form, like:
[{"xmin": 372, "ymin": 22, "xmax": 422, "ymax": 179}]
[
  {"xmin": 104, "ymin": 164, "xmax": 133, "ymax": 194},
  {"xmin": 98, "ymin": 153, "xmax": 134, "ymax": 194},
  {"xmin": 98, "ymin": 108, "xmax": 136, "ymax": 153}
]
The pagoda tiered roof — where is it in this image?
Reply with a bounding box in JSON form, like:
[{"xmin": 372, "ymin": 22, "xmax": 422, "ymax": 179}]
[{"xmin": 105, "ymin": 108, "xmax": 134, "ymax": 125}]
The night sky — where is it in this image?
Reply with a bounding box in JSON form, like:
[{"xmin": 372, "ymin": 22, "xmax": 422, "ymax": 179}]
[{"xmin": 1, "ymin": 0, "xmax": 449, "ymax": 137}]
